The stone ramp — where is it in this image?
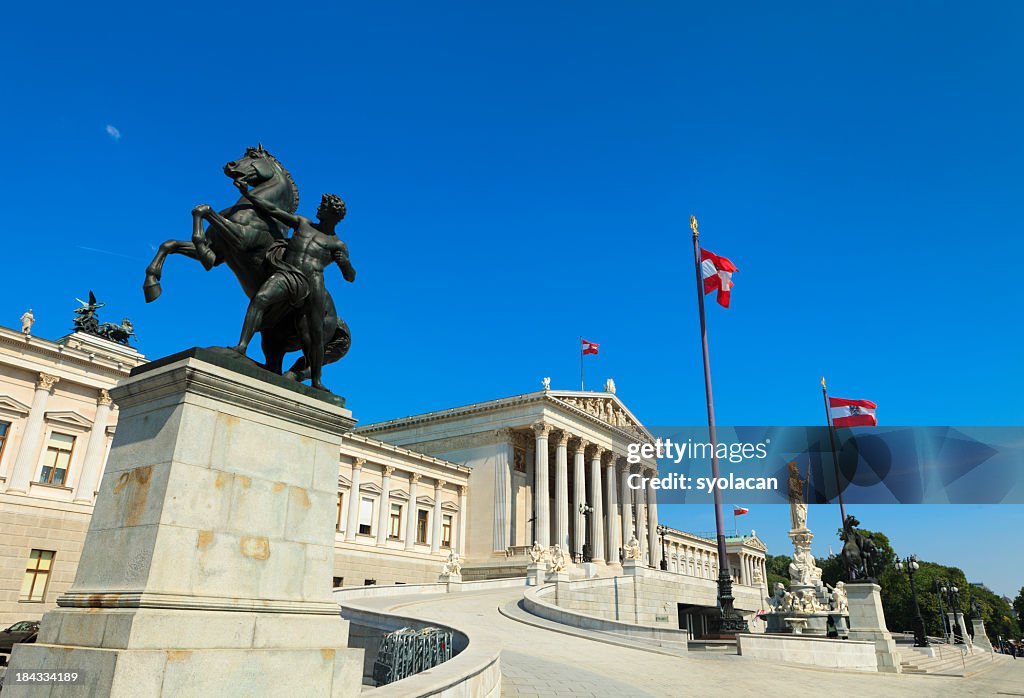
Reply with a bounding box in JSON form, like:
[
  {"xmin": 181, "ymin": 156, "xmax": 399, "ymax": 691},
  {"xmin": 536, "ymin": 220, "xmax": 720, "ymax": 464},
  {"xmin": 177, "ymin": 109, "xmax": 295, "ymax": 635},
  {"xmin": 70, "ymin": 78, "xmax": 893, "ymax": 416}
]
[{"xmin": 899, "ymin": 645, "xmax": 1003, "ymax": 676}]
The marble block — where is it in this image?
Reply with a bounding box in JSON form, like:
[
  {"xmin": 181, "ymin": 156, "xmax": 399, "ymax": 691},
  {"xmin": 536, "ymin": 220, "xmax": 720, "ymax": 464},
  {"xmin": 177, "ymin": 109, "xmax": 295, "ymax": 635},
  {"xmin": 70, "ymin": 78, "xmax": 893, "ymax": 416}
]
[
  {"xmin": 971, "ymin": 618, "xmax": 994, "ymax": 652},
  {"xmin": 527, "ymin": 562, "xmax": 545, "ymax": 587},
  {"xmin": 5, "ymin": 353, "xmax": 363, "ymax": 697},
  {"xmin": 845, "ymin": 582, "xmax": 901, "ymax": 674}
]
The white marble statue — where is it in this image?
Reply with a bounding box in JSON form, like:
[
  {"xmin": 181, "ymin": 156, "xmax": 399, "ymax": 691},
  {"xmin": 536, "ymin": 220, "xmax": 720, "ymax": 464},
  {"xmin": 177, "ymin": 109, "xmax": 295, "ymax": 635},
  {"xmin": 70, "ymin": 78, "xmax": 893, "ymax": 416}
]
[
  {"xmin": 623, "ymin": 535, "xmax": 643, "ymax": 561},
  {"xmin": 831, "ymin": 581, "xmax": 849, "ymax": 614},
  {"xmin": 542, "ymin": 377, "xmax": 551, "ymax": 390},
  {"xmin": 20, "ymin": 309, "xmax": 35, "ymax": 335},
  {"xmin": 788, "ymin": 547, "xmax": 823, "ymax": 586},
  {"xmin": 528, "ymin": 541, "xmax": 548, "ymax": 564},
  {"xmin": 604, "ymin": 378, "xmax": 616, "ymax": 394},
  {"xmin": 441, "ymin": 551, "xmax": 463, "ymax": 577},
  {"xmin": 548, "ymin": 544, "xmax": 567, "ymax": 572}
]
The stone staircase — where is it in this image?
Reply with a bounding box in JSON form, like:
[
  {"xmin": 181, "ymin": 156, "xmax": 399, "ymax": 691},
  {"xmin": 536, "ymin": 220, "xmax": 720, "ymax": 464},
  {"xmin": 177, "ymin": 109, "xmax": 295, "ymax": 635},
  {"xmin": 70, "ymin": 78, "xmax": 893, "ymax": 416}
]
[
  {"xmin": 688, "ymin": 639, "xmax": 738, "ymax": 653},
  {"xmin": 899, "ymin": 644, "xmax": 1002, "ymax": 676}
]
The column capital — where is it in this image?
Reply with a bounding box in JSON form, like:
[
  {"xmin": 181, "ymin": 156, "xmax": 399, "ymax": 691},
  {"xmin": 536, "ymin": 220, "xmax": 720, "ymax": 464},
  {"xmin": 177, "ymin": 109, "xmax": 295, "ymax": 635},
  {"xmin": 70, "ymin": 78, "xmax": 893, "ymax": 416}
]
[
  {"xmin": 383, "ymin": 465, "xmax": 396, "ymax": 477},
  {"xmin": 37, "ymin": 373, "xmax": 60, "ymax": 391},
  {"xmin": 601, "ymin": 451, "xmax": 618, "ymax": 466},
  {"xmin": 97, "ymin": 389, "xmax": 113, "ymax": 406},
  {"xmin": 351, "ymin": 458, "xmax": 366, "ymax": 471},
  {"xmin": 571, "ymin": 437, "xmax": 589, "ymax": 455},
  {"xmin": 410, "ymin": 472, "xmax": 422, "ymax": 483},
  {"xmin": 435, "ymin": 479, "xmax": 447, "ymax": 491},
  {"xmin": 532, "ymin": 422, "xmax": 552, "ymax": 438},
  {"xmin": 459, "ymin": 484, "xmax": 468, "ymax": 497},
  {"xmin": 553, "ymin": 430, "xmax": 571, "ymax": 447}
]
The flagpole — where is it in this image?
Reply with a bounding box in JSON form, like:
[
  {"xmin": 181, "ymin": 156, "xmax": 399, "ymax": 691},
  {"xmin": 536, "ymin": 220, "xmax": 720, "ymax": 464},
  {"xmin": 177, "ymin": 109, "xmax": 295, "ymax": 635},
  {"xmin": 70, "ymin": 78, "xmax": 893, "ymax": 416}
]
[
  {"xmin": 821, "ymin": 376, "xmax": 847, "ymax": 529},
  {"xmin": 580, "ymin": 336, "xmax": 584, "ymax": 391},
  {"xmin": 690, "ymin": 215, "xmax": 745, "ymax": 635}
]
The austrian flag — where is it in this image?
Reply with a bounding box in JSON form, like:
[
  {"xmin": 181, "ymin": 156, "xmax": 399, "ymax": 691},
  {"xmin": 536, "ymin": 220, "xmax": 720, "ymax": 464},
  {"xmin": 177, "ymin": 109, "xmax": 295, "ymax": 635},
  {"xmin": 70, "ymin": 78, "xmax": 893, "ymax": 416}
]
[
  {"xmin": 701, "ymin": 248, "xmax": 738, "ymax": 308},
  {"xmin": 829, "ymin": 397, "xmax": 878, "ymax": 428},
  {"xmin": 581, "ymin": 339, "xmax": 599, "ymax": 355}
]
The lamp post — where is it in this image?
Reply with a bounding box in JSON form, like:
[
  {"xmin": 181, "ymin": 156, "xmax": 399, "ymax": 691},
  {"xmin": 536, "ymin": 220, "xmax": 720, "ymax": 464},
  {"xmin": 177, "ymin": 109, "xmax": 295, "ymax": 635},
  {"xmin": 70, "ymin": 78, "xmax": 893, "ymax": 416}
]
[
  {"xmin": 577, "ymin": 503, "xmax": 593, "ymax": 562},
  {"xmin": 948, "ymin": 584, "xmax": 964, "ymax": 644},
  {"xmin": 936, "ymin": 579, "xmax": 950, "ymax": 643},
  {"xmin": 895, "ymin": 555, "xmax": 928, "ymax": 647},
  {"xmin": 656, "ymin": 524, "xmax": 669, "ymax": 571}
]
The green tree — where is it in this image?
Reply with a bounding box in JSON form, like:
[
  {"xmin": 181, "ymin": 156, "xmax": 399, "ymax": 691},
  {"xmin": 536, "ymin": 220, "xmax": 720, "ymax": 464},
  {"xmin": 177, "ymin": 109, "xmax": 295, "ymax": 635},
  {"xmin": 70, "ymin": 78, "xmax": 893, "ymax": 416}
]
[
  {"xmin": 764, "ymin": 554, "xmax": 791, "ymax": 592},
  {"xmin": 1014, "ymin": 587, "xmax": 1024, "ymax": 629}
]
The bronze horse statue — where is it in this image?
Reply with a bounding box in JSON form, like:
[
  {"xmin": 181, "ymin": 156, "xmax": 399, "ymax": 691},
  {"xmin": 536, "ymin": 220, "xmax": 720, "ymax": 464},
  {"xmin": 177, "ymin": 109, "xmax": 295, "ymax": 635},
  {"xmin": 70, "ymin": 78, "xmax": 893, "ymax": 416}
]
[
  {"xmin": 143, "ymin": 145, "xmax": 351, "ymax": 380},
  {"xmin": 839, "ymin": 514, "xmax": 877, "ymax": 581}
]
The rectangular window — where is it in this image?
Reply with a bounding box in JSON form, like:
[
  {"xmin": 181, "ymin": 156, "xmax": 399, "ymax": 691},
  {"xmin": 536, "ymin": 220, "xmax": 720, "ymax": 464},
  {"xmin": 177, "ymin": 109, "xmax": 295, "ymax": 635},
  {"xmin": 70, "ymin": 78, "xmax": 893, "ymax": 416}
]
[
  {"xmin": 358, "ymin": 497, "xmax": 374, "ymax": 536},
  {"xmin": 20, "ymin": 549, "xmax": 55, "ymax": 602},
  {"xmin": 364, "ymin": 578, "xmax": 376, "ymax": 586},
  {"xmin": 442, "ymin": 514, "xmax": 453, "ymax": 548},
  {"xmin": 332, "ymin": 576, "xmax": 344, "ymax": 588},
  {"xmin": 416, "ymin": 510, "xmax": 429, "ymax": 544},
  {"xmin": 389, "ymin": 504, "xmax": 402, "ymax": 539},
  {"xmin": 0, "ymin": 421, "xmax": 10, "ymax": 465},
  {"xmin": 39, "ymin": 432, "xmax": 75, "ymax": 486},
  {"xmin": 336, "ymin": 493, "xmax": 344, "ymax": 532}
]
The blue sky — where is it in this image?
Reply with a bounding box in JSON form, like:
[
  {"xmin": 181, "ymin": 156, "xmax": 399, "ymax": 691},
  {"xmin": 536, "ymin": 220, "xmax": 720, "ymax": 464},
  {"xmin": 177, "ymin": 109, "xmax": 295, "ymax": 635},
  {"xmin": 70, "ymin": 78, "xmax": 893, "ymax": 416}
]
[{"xmin": 2, "ymin": 3, "xmax": 1022, "ymax": 597}]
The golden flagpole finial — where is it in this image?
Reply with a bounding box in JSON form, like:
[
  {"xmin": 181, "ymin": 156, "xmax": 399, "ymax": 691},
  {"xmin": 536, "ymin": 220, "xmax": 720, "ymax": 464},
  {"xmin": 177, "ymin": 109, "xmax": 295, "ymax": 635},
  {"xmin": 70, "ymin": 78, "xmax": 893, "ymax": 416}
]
[
  {"xmin": 690, "ymin": 215, "xmax": 699, "ymax": 236},
  {"xmin": 821, "ymin": 376, "xmax": 827, "ymax": 390}
]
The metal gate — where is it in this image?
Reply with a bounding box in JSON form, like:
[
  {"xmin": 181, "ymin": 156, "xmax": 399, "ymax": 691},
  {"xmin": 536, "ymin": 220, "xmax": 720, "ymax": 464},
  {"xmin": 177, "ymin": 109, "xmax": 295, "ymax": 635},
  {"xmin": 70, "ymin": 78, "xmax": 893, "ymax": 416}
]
[{"xmin": 372, "ymin": 626, "xmax": 454, "ymax": 686}]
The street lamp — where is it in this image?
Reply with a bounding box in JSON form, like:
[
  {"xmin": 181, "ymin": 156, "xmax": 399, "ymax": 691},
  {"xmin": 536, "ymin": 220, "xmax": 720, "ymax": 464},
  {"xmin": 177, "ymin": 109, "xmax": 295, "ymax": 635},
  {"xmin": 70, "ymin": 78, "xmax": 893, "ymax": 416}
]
[
  {"xmin": 578, "ymin": 503, "xmax": 593, "ymax": 562},
  {"xmin": 656, "ymin": 524, "xmax": 669, "ymax": 571},
  {"xmin": 948, "ymin": 584, "xmax": 963, "ymax": 644},
  {"xmin": 936, "ymin": 579, "xmax": 950, "ymax": 642},
  {"xmin": 895, "ymin": 555, "xmax": 929, "ymax": 647}
]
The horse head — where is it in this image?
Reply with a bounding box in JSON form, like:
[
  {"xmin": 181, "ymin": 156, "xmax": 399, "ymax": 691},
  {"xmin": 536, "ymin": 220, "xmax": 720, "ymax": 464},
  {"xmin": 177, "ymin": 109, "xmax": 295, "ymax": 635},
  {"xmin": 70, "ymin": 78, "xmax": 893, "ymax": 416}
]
[{"xmin": 222, "ymin": 144, "xmax": 300, "ymax": 214}]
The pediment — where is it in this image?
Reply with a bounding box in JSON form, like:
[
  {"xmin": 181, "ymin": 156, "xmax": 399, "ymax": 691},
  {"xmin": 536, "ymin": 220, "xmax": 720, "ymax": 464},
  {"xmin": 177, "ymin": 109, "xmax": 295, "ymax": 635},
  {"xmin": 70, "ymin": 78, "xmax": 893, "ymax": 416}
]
[
  {"xmin": 44, "ymin": 410, "xmax": 93, "ymax": 431},
  {"xmin": 390, "ymin": 488, "xmax": 410, "ymax": 502},
  {"xmin": 548, "ymin": 393, "xmax": 652, "ymax": 441},
  {"xmin": 338, "ymin": 474, "xmax": 352, "ymax": 488},
  {"xmin": 359, "ymin": 482, "xmax": 383, "ymax": 496},
  {"xmin": 746, "ymin": 535, "xmax": 768, "ymax": 552},
  {"xmin": 0, "ymin": 395, "xmax": 31, "ymax": 417},
  {"xmin": 416, "ymin": 494, "xmax": 435, "ymax": 507},
  {"xmin": 441, "ymin": 500, "xmax": 460, "ymax": 513}
]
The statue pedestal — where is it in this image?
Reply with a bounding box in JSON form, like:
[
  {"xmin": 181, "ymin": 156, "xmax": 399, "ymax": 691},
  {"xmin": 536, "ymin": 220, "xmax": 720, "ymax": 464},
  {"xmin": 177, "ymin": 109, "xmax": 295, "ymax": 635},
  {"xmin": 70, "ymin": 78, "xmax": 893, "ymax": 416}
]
[
  {"xmin": 970, "ymin": 618, "xmax": 993, "ymax": 652},
  {"xmin": 5, "ymin": 353, "xmax": 363, "ymax": 697},
  {"xmin": 846, "ymin": 582, "xmax": 901, "ymax": 673},
  {"xmin": 622, "ymin": 559, "xmax": 645, "ymax": 577},
  {"xmin": 955, "ymin": 613, "xmax": 972, "ymax": 648},
  {"xmin": 526, "ymin": 562, "xmax": 545, "ymax": 586}
]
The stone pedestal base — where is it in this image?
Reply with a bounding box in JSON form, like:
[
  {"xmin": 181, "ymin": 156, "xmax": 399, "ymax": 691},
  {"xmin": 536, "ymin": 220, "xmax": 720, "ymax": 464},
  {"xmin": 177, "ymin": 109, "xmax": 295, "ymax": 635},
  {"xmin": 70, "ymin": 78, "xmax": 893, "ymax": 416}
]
[
  {"xmin": 970, "ymin": 618, "xmax": 993, "ymax": 652},
  {"xmin": 582, "ymin": 562, "xmax": 598, "ymax": 579},
  {"xmin": 526, "ymin": 563, "xmax": 544, "ymax": 586},
  {"xmin": 955, "ymin": 613, "xmax": 972, "ymax": 648},
  {"xmin": 5, "ymin": 351, "xmax": 364, "ymax": 697},
  {"xmin": 622, "ymin": 559, "xmax": 644, "ymax": 577},
  {"xmin": 545, "ymin": 571, "xmax": 570, "ymax": 584},
  {"xmin": 846, "ymin": 582, "xmax": 901, "ymax": 673}
]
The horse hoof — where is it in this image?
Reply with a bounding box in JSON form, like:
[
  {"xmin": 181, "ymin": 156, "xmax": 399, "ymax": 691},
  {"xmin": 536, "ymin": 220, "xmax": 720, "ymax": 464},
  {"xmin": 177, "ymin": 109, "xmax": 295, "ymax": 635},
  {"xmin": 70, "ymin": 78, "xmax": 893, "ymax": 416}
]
[
  {"xmin": 143, "ymin": 280, "xmax": 162, "ymax": 303},
  {"xmin": 283, "ymin": 371, "xmax": 299, "ymax": 381}
]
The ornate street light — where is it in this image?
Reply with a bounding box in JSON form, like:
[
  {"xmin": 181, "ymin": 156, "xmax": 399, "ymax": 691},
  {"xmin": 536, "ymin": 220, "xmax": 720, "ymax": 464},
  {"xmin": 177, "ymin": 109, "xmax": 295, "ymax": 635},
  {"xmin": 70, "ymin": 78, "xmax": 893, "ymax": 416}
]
[
  {"xmin": 948, "ymin": 584, "xmax": 964, "ymax": 644},
  {"xmin": 578, "ymin": 503, "xmax": 593, "ymax": 562},
  {"xmin": 895, "ymin": 555, "xmax": 929, "ymax": 647},
  {"xmin": 936, "ymin": 578, "xmax": 950, "ymax": 642},
  {"xmin": 656, "ymin": 524, "xmax": 669, "ymax": 571}
]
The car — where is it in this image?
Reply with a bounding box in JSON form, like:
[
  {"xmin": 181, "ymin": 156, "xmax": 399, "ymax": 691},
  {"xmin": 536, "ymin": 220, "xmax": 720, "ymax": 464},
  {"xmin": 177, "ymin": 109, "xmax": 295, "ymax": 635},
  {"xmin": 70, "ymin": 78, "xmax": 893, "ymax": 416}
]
[{"xmin": 0, "ymin": 621, "xmax": 40, "ymax": 664}]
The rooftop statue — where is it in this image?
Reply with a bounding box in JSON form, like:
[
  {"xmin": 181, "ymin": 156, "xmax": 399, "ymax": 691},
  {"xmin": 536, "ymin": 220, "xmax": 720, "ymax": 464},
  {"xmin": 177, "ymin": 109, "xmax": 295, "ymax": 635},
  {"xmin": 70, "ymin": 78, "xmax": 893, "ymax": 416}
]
[
  {"xmin": 72, "ymin": 291, "xmax": 137, "ymax": 346},
  {"xmin": 142, "ymin": 145, "xmax": 354, "ymax": 391}
]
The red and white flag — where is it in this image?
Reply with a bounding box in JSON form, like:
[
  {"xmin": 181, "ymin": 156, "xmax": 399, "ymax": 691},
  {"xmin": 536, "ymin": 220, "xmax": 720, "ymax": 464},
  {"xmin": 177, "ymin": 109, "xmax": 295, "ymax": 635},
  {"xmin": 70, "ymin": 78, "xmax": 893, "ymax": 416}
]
[
  {"xmin": 829, "ymin": 397, "xmax": 878, "ymax": 428},
  {"xmin": 701, "ymin": 248, "xmax": 738, "ymax": 308},
  {"xmin": 734, "ymin": 507, "xmax": 749, "ymax": 516},
  {"xmin": 581, "ymin": 339, "xmax": 599, "ymax": 355}
]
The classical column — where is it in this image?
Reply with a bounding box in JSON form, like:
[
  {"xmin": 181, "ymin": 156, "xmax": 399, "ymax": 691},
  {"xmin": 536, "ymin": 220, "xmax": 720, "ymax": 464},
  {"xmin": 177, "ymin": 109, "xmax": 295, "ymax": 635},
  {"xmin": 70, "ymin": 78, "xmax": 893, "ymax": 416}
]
[
  {"xmin": 344, "ymin": 458, "xmax": 365, "ymax": 542},
  {"xmin": 405, "ymin": 472, "xmax": 421, "ymax": 550},
  {"xmin": 376, "ymin": 465, "xmax": 394, "ymax": 545},
  {"xmin": 72, "ymin": 389, "xmax": 113, "ymax": 503},
  {"xmin": 604, "ymin": 452, "xmax": 620, "ymax": 563},
  {"xmin": 431, "ymin": 479, "xmax": 446, "ymax": 553},
  {"xmin": 646, "ymin": 471, "xmax": 660, "ymax": 567},
  {"xmin": 493, "ymin": 428, "xmax": 513, "ymax": 552},
  {"xmin": 457, "ymin": 485, "xmax": 468, "ymax": 555},
  {"xmin": 554, "ymin": 431, "xmax": 570, "ymax": 551},
  {"xmin": 588, "ymin": 445, "xmax": 605, "ymax": 561},
  {"xmin": 620, "ymin": 461, "xmax": 634, "ymax": 546},
  {"xmin": 7, "ymin": 373, "xmax": 60, "ymax": 493},
  {"xmin": 532, "ymin": 423, "xmax": 551, "ymax": 546},
  {"xmin": 572, "ymin": 438, "xmax": 587, "ymax": 559},
  {"xmin": 633, "ymin": 472, "xmax": 647, "ymax": 562},
  {"xmin": 524, "ymin": 439, "xmax": 535, "ymax": 544}
]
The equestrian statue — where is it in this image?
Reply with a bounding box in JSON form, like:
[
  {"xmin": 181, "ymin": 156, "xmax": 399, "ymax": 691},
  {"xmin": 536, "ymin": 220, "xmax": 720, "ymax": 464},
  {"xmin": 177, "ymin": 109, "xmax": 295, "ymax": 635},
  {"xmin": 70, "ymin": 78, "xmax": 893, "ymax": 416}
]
[{"xmin": 839, "ymin": 514, "xmax": 878, "ymax": 581}]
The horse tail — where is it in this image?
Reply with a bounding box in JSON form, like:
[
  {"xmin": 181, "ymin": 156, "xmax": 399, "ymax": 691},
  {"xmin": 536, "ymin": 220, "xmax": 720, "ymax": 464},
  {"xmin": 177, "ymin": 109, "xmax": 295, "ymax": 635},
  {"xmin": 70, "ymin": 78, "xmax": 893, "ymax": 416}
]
[{"xmin": 325, "ymin": 318, "xmax": 351, "ymax": 362}]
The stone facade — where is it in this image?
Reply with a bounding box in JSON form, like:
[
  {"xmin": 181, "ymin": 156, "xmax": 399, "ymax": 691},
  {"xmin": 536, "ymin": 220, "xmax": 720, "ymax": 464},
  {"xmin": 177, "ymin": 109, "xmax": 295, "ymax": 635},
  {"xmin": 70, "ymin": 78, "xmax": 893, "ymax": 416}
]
[{"xmin": 0, "ymin": 327, "xmax": 145, "ymax": 626}]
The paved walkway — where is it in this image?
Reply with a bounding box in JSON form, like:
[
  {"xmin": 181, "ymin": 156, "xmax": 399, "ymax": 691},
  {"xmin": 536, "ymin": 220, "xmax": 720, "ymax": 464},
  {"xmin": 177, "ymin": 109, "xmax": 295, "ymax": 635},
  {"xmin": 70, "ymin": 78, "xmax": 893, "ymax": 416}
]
[{"xmin": 359, "ymin": 587, "xmax": 1024, "ymax": 697}]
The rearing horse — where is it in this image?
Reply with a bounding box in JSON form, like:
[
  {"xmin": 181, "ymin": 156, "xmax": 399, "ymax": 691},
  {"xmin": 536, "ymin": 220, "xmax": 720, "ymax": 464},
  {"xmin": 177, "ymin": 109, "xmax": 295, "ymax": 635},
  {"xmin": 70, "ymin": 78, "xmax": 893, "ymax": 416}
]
[{"xmin": 143, "ymin": 145, "xmax": 351, "ymax": 380}]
